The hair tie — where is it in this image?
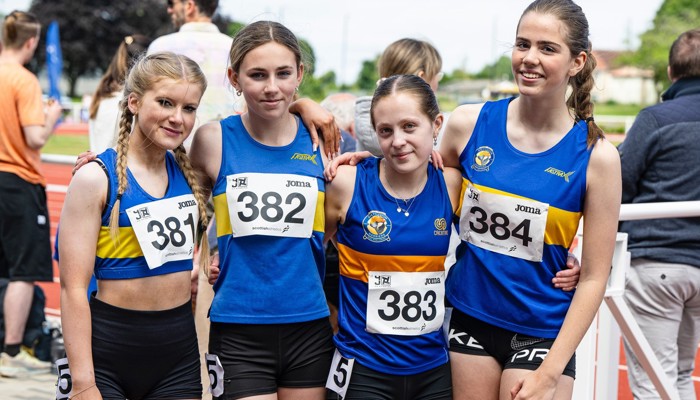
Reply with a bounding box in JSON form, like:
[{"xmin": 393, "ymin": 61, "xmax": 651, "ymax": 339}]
[
  {"xmin": 376, "ymin": 77, "xmax": 388, "ymax": 87},
  {"xmin": 116, "ymin": 193, "xmax": 123, "ymax": 202},
  {"xmin": 585, "ymin": 116, "xmax": 594, "ymax": 123},
  {"xmin": 124, "ymin": 36, "xmax": 134, "ymax": 45}
]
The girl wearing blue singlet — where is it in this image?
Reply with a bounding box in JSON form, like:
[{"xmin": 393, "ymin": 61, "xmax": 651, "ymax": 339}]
[
  {"xmin": 59, "ymin": 52, "xmax": 211, "ymax": 400},
  {"xmin": 190, "ymin": 21, "xmax": 334, "ymax": 400},
  {"xmin": 324, "ymin": 74, "xmax": 462, "ymax": 400},
  {"xmin": 439, "ymin": 1, "xmax": 621, "ymax": 399}
]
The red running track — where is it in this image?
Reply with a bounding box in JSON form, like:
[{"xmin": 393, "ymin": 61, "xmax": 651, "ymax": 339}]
[{"xmin": 39, "ymin": 159, "xmax": 699, "ymax": 399}]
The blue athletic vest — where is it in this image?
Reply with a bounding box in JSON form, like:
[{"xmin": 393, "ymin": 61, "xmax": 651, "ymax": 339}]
[
  {"xmin": 445, "ymin": 98, "xmax": 593, "ymax": 338},
  {"xmin": 210, "ymin": 115, "xmax": 328, "ymax": 324},
  {"xmin": 334, "ymin": 157, "xmax": 452, "ymax": 375},
  {"xmin": 94, "ymin": 149, "xmax": 195, "ymax": 279}
]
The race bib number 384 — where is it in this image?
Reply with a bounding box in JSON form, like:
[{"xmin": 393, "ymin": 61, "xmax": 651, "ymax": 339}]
[
  {"xmin": 226, "ymin": 173, "xmax": 318, "ymax": 238},
  {"xmin": 459, "ymin": 185, "xmax": 548, "ymax": 262},
  {"xmin": 126, "ymin": 194, "xmax": 199, "ymax": 269}
]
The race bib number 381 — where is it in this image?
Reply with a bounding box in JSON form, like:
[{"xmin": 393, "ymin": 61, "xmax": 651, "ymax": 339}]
[
  {"xmin": 459, "ymin": 184, "xmax": 548, "ymax": 262},
  {"xmin": 366, "ymin": 271, "xmax": 445, "ymax": 336},
  {"xmin": 126, "ymin": 194, "xmax": 199, "ymax": 269},
  {"xmin": 226, "ymin": 173, "xmax": 318, "ymax": 238}
]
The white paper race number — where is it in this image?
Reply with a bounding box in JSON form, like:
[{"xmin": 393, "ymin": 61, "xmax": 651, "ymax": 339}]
[
  {"xmin": 205, "ymin": 353, "xmax": 224, "ymax": 397},
  {"xmin": 366, "ymin": 271, "xmax": 445, "ymax": 336},
  {"xmin": 126, "ymin": 194, "xmax": 199, "ymax": 269},
  {"xmin": 226, "ymin": 173, "xmax": 318, "ymax": 238},
  {"xmin": 325, "ymin": 349, "xmax": 354, "ymax": 399},
  {"xmin": 459, "ymin": 184, "xmax": 548, "ymax": 262},
  {"xmin": 54, "ymin": 357, "xmax": 72, "ymax": 400}
]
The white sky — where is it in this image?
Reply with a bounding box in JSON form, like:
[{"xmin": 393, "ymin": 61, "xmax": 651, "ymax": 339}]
[{"xmin": 2, "ymin": 0, "xmax": 664, "ymax": 84}]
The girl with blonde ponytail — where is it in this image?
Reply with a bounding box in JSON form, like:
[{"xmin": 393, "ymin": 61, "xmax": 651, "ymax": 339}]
[{"xmin": 59, "ymin": 52, "xmax": 209, "ymax": 399}]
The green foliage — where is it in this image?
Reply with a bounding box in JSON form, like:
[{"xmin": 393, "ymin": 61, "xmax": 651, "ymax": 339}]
[
  {"xmin": 28, "ymin": 0, "xmax": 172, "ymax": 97},
  {"xmin": 355, "ymin": 57, "xmax": 380, "ymax": 92},
  {"xmin": 300, "ymin": 70, "xmax": 338, "ymax": 101},
  {"xmin": 620, "ymin": 0, "xmax": 700, "ymax": 92},
  {"xmin": 473, "ymin": 56, "xmax": 513, "ymax": 80},
  {"xmin": 595, "ymin": 101, "xmax": 644, "ymax": 116}
]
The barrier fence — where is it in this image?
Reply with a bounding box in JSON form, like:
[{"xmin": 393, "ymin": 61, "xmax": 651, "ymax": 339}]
[{"xmin": 573, "ymin": 201, "xmax": 700, "ymax": 400}]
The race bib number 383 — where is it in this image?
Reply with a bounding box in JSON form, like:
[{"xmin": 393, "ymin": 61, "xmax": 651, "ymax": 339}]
[
  {"xmin": 126, "ymin": 194, "xmax": 199, "ymax": 269},
  {"xmin": 226, "ymin": 173, "xmax": 318, "ymax": 238},
  {"xmin": 366, "ymin": 271, "xmax": 445, "ymax": 336},
  {"xmin": 459, "ymin": 184, "xmax": 548, "ymax": 262}
]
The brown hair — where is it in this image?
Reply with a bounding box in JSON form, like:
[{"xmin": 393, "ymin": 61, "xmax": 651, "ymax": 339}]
[
  {"xmin": 370, "ymin": 74, "xmax": 440, "ymax": 129},
  {"xmin": 378, "ymin": 38, "xmax": 442, "ymax": 82},
  {"xmin": 110, "ymin": 52, "xmax": 211, "ymax": 273},
  {"xmin": 520, "ymin": 0, "xmax": 603, "ymax": 146},
  {"xmin": 1, "ymin": 10, "xmax": 40, "ymax": 50},
  {"xmin": 228, "ymin": 20, "xmax": 303, "ymax": 74},
  {"xmin": 89, "ymin": 34, "xmax": 152, "ymax": 119},
  {"xmin": 669, "ymin": 28, "xmax": 700, "ymax": 80}
]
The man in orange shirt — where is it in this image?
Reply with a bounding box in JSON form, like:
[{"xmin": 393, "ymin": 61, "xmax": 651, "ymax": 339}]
[{"xmin": 0, "ymin": 10, "xmax": 63, "ymax": 378}]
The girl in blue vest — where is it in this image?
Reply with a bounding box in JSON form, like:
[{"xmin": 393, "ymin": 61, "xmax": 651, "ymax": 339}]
[
  {"xmin": 440, "ymin": 1, "xmax": 621, "ymax": 399},
  {"xmin": 324, "ymin": 74, "xmax": 462, "ymax": 399},
  {"xmin": 190, "ymin": 21, "xmax": 333, "ymax": 400},
  {"xmin": 59, "ymin": 52, "xmax": 211, "ymax": 399}
]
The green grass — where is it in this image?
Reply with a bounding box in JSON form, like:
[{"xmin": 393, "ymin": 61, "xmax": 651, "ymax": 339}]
[
  {"xmin": 43, "ymin": 135, "xmax": 89, "ymax": 156},
  {"xmin": 595, "ymin": 103, "xmax": 643, "ymax": 116}
]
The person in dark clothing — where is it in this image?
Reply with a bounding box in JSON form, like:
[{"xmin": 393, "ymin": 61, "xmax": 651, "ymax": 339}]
[{"xmin": 618, "ymin": 28, "xmax": 700, "ymax": 400}]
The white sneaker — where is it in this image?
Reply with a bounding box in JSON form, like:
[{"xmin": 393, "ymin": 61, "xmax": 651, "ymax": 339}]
[{"xmin": 0, "ymin": 350, "xmax": 51, "ymax": 378}]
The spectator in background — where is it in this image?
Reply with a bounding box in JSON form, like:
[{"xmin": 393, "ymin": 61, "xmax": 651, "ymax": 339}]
[
  {"xmin": 88, "ymin": 34, "xmax": 151, "ymax": 153},
  {"xmin": 148, "ymin": 0, "xmax": 243, "ymax": 150},
  {"xmin": 0, "ymin": 10, "xmax": 63, "ymax": 377},
  {"xmin": 355, "ymin": 38, "xmax": 443, "ymax": 156},
  {"xmin": 619, "ymin": 28, "xmax": 700, "ymax": 400},
  {"xmin": 321, "ymin": 93, "xmax": 357, "ymax": 154}
]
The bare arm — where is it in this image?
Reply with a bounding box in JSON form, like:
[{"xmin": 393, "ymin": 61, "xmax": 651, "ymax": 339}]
[
  {"xmin": 438, "ymin": 103, "xmax": 483, "ymax": 169},
  {"xmin": 59, "ymin": 162, "xmax": 108, "ymax": 397},
  {"xmin": 189, "ymin": 121, "xmax": 223, "ymax": 197},
  {"xmin": 324, "ymin": 165, "xmax": 356, "ymax": 243},
  {"xmin": 512, "ymin": 139, "xmax": 621, "ymax": 399},
  {"xmin": 23, "ymin": 100, "xmax": 63, "ymax": 150},
  {"xmin": 289, "ymin": 98, "xmax": 341, "ymax": 157}
]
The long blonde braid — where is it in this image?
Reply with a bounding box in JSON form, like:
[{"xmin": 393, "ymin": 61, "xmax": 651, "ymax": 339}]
[
  {"xmin": 107, "ymin": 98, "xmax": 133, "ymax": 243},
  {"xmin": 173, "ymin": 145, "xmax": 211, "ymax": 275}
]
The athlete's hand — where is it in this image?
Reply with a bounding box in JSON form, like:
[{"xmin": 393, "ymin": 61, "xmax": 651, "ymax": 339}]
[
  {"xmin": 430, "ymin": 149, "xmax": 444, "ymax": 170},
  {"xmin": 208, "ymin": 252, "xmax": 220, "ymax": 285},
  {"xmin": 510, "ymin": 369, "xmax": 557, "ymax": 400},
  {"xmin": 73, "ymin": 151, "xmax": 97, "ymax": 175},
  {"xmin": 324, "ymin": 151, "xmax": 373, "ymax": 181},
  {"xmin": 552, "ymin": 252, "xmax": 581, "ymax": 291},
  {"xmin": 290, "ymin": 98, "xmax": 341, "ymax": 158}
]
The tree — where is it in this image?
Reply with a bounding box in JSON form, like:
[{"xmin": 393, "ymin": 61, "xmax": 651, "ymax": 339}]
[
  {"xmin": 621, "ymin": 0, "xmax": 700, "ymax": 91},
  {"xmin": 354, "ymin": 57, "xmax": 379, "ymax": 92},
  {"xmin": 473, "ymin": 55, "xmax": 513, "ymax": 81},
  {"xmin": 28, "ymin": 0, "xmax": 171, "ymax": 97}
]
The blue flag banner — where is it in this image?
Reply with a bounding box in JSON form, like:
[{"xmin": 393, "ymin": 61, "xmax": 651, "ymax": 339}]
[{"xmin": 46, "ymin": 21, "xmax": 63, "ymax": 100}]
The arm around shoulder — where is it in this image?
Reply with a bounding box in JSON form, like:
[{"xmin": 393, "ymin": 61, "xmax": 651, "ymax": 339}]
[{"xmin": 324, "ymin": 165, "xmax": 356, "ymax": 241}]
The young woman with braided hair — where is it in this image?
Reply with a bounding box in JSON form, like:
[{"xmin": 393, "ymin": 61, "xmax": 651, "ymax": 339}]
[
  {"xmin": 440, "ymin": 1, "xmax": 621, "ymax": 399},
  {"xmin": 59, "ymin": 51, "xmax": 209, "ymax": 400}
]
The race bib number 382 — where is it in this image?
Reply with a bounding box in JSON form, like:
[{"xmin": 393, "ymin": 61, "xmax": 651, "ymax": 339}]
[
  {"xmin": 126, "ymin": 194, "xmax": 199, "ymax": 269},
  {"xmin": 226, "ymin": 173, "xmax": 318, "ymax": 238},
  {"xmin": 459, "ymin": 184, "xmax": 548, "ymax": 262}
]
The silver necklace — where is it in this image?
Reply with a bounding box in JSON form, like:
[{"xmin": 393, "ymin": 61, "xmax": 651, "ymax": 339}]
[{"xmin": 383, "ymin": 168, "xmax": 425, "ymax": 217}]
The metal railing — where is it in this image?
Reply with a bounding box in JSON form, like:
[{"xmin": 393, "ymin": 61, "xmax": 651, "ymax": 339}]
[{"xmin": 573, "ymin": 201, "xmax": 700, "ymax": 400}]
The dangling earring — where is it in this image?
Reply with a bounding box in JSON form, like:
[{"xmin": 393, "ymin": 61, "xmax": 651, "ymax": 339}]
[{"xmin": 433, "ymin": 136, "xmax": 438, "ymax": 146}]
